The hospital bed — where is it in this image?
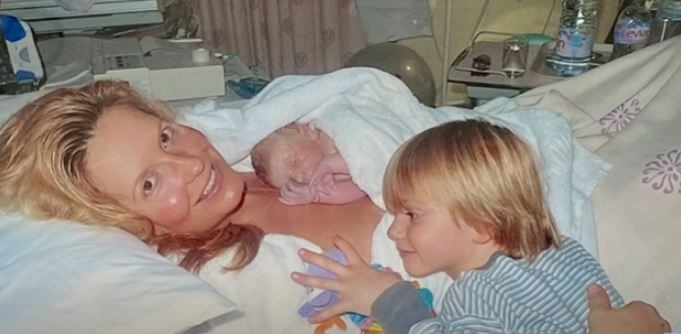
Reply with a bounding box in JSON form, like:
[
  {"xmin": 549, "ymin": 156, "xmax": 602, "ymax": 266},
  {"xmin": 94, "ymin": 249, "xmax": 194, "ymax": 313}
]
[{"xmin": 1, "ymin": 36, "xmax": 681, "ymax": 334}]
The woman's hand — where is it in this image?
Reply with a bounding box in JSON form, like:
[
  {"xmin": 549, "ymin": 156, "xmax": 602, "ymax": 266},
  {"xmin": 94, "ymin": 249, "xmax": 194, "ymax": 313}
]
[
  {"xmin": 291, "ymin": 236, "xmax": 402, "ymax": 323},
  {"xmin": 587, "ymin": 284, "xmax": 671, "ymax": 334}
]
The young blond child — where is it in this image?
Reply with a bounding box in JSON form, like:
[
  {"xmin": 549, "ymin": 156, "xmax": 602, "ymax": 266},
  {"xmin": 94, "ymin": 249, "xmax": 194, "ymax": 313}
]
[
  {"xmin": 251, "ymin": 123, "xmax": 366, "ymax": 205},
  {"xmin": 291, "ymin": 119, "xmax": 624, "ymax": 334}
]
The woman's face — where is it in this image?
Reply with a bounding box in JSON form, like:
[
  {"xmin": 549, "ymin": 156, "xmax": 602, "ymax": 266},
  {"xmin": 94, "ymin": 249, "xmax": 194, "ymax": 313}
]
[{"xmin": 86, "ymin": 105, "xmax": 245, "ymax": 234}]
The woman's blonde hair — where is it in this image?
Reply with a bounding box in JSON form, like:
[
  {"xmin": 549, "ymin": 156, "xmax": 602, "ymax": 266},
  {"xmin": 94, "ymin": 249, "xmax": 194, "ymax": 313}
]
[
  {"xmin": 383, "ymin": 119, "xmax": 560, "ymax": 260},
  {"xmin": 0, "ymin": 80, "xmax": 262, "ymax": 272}
]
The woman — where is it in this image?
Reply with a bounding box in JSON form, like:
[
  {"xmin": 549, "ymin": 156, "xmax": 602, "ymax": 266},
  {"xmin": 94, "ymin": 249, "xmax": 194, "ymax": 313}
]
[
  {"xmin": 0, "ymin": 80, "xmax": 381, "ymax": 273},
  {"xmin": 0, "ymin": 80, "xmax": 670, "ymax": 333}
]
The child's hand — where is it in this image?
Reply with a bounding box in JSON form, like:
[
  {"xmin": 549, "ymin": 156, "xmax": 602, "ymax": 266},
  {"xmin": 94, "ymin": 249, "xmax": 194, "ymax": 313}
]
[{"xmin": 291, "ymin": 237, "xmax": 402, "ymax": 323}]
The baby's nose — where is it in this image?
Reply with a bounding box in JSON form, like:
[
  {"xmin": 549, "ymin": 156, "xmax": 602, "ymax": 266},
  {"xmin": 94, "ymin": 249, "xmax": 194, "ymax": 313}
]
[{"xmin": 291, "ymin": 170, "xmax": 308, "ymax": 183}]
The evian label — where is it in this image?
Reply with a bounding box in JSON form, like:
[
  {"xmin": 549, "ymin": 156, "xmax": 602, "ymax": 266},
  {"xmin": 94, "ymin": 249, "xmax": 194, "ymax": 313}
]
[
  {"xmin": 614, "ymin": 21, "xmax": 651, "ymax": 44},
  {"xmin": 555, "ymin": 27, "xmax": 593, "ymax": 59}
]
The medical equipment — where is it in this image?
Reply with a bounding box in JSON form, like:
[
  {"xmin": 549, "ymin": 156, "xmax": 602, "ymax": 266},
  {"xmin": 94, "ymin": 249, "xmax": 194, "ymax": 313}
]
[
  {"xmin": 0, "ymin": 15, "xmax": 43, "ymax": 95},
  {"xmin": 89, "ymin": 37, "xmax": 225, "ymax": 101}
]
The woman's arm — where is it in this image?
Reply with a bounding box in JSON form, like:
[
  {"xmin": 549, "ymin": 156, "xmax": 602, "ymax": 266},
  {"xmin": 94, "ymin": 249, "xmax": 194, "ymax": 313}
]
[{"xmin": 587, "ymin": 284, "xmax": 671, "ymax": 334}]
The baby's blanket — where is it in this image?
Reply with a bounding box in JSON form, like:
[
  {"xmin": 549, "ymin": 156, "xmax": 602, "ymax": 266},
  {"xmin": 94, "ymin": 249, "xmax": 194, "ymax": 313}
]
[{"xmin": 177, "ymin": 67, "xmax": 608, "ymax": 333}]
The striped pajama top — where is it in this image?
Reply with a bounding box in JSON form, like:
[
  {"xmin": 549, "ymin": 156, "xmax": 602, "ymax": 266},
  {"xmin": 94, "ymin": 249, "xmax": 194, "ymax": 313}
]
[{"xmin": 371, "ymin": 237, "xmax": 624, "ymax": 334}]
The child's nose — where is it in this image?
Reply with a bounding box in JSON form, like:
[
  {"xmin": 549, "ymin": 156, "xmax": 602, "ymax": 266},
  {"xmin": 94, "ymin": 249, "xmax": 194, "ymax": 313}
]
[{"xmin": 387, "ymin": 216, "xmax": 407, "ymax": 241}]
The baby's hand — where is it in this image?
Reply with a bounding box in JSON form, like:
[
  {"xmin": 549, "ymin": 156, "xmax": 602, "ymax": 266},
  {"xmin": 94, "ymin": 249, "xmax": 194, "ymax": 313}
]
[
  {"xmin": 296, "ymin": 123, "xmax": 320, "ymax": 140},
  {"xmin": 291, "ymin": 237, "xmax": 402, "ymax": 323},
  {"xmin": 279, "ymin": 180, "xmax": 315, "ymax": 205},
  {"xmin": 279, "ymin": 161, "xmax": 335, "ymax": 205}
]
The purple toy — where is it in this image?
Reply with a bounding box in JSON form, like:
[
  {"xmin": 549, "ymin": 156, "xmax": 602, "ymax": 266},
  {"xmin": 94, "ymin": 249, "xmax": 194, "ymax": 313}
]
[{"xmin": 297, "ymin": 249, "xmax": 348, "ymax": 318}]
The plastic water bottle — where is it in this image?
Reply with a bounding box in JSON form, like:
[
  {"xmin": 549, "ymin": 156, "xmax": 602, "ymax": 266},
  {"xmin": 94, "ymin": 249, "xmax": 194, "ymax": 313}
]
[
  {"xmin": 648, "ymin": 0, "xmax": 681, "ymax": 44},
  {"xmin": 610, "ymin": 0, "xmax": 652, "ymax": 60},
  {"xmin": 552, "ymin": 0, "xmax": 599, "ymax": 76}
]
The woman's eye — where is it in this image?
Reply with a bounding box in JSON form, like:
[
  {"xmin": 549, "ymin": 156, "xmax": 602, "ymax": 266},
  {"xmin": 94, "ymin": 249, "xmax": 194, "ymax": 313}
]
[
  {"xmin": 142, "ymin": 177, "xmax": 156, "ymax": 196},
  {"xmin": 160, "ymin": 127, "xmax": 173, "ymax": 149}
]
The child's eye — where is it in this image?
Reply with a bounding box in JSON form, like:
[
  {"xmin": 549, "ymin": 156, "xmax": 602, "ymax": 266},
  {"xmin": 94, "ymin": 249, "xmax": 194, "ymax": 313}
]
[
  {"xmin": 160, "ymin": 127, "xmax": 173, "ymax": 149},
  {"xmin": 406, "ymin": 212, "xmax": 421, "ymax": 220}
]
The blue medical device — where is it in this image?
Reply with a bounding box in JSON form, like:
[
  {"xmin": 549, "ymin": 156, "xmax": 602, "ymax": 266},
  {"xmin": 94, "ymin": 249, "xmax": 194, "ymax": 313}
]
[{"xmin": 0, "ymin": 14, "xmax": 43, "ymax": 94}]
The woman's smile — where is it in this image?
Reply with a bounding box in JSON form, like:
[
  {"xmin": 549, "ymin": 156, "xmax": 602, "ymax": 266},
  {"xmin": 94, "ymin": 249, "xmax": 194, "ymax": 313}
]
[{"xmin": 197, "ymin": 162, "xmax": 220, "ymax": 204}]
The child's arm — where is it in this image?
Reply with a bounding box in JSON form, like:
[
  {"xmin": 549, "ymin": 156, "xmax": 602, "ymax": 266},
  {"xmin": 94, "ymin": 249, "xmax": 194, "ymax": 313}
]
[
  {"xmin": 371, "ymin": 281, "xmax": 434, "ymax": 334},
  {"xmin": 291, "ymin": 237, "xmax": 405, "ymax": 321}
]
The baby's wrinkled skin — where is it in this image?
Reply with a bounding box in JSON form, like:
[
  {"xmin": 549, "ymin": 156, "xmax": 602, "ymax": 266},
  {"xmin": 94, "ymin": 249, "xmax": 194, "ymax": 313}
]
[{"xmin": 251, "ymin": 124, "xmax": 365, "ymax": 205}]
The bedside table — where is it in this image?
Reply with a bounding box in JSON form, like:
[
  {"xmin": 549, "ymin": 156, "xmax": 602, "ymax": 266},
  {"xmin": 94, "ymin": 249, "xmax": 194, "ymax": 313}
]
[{"xmin": 448, "ymin": 40, "xmax": 613, "ymax": 106}]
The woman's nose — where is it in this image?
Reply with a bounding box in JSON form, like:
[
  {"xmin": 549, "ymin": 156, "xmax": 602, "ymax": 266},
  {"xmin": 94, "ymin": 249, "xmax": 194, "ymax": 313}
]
[{"xmin": 168, "ymin": 153, "xmax": 204, "ymax": 182}]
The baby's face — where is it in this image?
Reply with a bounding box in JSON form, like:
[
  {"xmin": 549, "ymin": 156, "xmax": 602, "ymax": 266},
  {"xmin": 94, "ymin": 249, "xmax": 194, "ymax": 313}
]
[{"xmin": 254, "ymin": 131, "xmax": 327, "ymax": 188}]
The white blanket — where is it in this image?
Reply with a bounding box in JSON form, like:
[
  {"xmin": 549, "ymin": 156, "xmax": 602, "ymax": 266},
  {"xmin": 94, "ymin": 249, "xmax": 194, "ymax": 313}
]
[{"xmin": 178, "ymin": 67, "xmax": 608, "ymax": 333}]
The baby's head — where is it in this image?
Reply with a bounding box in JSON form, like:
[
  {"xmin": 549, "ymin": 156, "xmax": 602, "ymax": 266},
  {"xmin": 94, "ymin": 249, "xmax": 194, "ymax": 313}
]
[
  {"xmin": 252, "ymin": 124, "xmax": 328, "ymax": 188},
  {"xmin": 383, "ymin": 119, "xmax": 560, "ymax": 260}
]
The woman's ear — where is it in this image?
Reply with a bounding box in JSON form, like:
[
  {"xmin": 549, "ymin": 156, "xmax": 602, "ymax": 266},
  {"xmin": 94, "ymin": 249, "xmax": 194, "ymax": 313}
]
[{"xmin": 150, "ymin": 220, "xmax": 170, "ymax": 236}]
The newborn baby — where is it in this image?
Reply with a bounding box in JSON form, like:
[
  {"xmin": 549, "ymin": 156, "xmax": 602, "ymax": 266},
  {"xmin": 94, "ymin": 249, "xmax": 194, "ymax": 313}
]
[{"xmin": 251, "ymin": 123, "xmax": 366, "ymax": 205}]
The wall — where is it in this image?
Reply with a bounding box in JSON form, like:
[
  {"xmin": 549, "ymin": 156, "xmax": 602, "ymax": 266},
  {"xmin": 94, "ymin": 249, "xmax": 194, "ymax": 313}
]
[{"xmin": 398, "ymin": 0, "xmax": 619, "ymax": 105}]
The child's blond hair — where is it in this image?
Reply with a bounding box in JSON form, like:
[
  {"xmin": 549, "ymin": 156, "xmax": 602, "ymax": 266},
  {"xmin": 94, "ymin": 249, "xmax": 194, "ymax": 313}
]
[{"xmin": 383, "ymin": 119, "xmax": 560, "ymax": 260}]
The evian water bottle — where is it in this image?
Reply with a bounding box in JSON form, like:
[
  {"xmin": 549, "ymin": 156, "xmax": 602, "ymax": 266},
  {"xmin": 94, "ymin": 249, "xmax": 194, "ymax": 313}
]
[
  {"xmin": 552, "ymin": 0, "xmax": 599, "ymax": 76},
  {"xmin": 610, "ymin": 0, "xmax": 652, "ymax": 61}
]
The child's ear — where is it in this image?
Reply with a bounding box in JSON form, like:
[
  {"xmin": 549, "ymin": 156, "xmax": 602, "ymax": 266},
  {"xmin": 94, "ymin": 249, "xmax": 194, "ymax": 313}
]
[{"xmin": 472, "ymin": 226, "xmax": 494, "ymax": 244}]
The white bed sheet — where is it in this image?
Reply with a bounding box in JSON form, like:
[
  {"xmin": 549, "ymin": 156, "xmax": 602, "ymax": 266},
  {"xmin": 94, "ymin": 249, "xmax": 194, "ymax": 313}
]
[{"xmin": 519, "ymin": 36, "xmax": 681, "ymax": 327}]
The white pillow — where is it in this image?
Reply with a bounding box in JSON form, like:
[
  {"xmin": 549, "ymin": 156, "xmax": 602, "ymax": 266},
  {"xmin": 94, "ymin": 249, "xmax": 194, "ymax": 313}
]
[
  {"xmin": 0, "ymin": 90, "xmax": 45, "ymax": 125},
  {"xmin": 0, "ymin": 211, "xmax": 238, "ymax": 334}
]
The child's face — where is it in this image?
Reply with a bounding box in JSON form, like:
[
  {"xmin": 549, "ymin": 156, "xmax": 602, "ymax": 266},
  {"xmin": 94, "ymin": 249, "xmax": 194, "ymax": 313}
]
[
  {"xmin": 387, "ymin": 200, "xmax": 490, "ymax": 278},
  {"xmin": 255, "ymin": 132, "xmax": 327, "ymax": 188}
]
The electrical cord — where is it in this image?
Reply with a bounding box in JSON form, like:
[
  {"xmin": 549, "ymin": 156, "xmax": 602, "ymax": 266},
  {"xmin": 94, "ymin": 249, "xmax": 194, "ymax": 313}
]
[
  {"xmin": 438, "ymin": 0, "xmax": 492, "ymax": 105},
  {"xmin": 542, "ymin": 0, "xmax": 559, "ymax": 34}
]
